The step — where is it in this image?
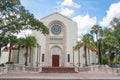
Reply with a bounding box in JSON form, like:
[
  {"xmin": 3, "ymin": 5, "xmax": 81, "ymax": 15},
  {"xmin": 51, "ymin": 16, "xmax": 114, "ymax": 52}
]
[
  {"xmin": 41, "ymin": 67, "xmax": 76, "ymax": 73},
  {"xmin": 1, "ymin": 77, "xmax": 119, "ymax": 80}
]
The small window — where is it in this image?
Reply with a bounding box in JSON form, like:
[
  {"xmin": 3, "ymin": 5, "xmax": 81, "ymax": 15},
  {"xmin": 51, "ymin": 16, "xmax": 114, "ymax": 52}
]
[
  {"xmin": 42, "ymin": 54, "xmax": 44, "ymax": 62},
  {"xmin": 68, "ymin": 54, "xmax": 70, "ymax": 62}
]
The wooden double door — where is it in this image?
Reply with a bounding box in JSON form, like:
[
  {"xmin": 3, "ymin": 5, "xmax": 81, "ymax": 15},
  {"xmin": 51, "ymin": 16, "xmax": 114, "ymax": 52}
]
[{"xmin": 52, "ymin": 55, "xmax": 59, "ymax": 67}]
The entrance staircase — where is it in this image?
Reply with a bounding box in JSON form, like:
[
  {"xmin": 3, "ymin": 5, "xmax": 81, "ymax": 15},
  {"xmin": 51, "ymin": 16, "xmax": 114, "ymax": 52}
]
[{"xmin": 41, "ymin": 67, "xmax": 76, "ymax": 73}]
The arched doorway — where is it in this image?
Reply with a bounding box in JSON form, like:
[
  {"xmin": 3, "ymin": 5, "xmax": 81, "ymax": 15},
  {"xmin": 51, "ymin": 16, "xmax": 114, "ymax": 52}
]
[{"xmin": 51, "ymin": 46, "xmax": 61, "ymax": 67}]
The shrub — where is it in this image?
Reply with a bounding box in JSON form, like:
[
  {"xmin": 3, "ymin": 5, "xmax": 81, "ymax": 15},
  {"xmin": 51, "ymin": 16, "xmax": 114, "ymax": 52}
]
[
  {"xmin": 6, "ymin": 62, "xmax": 14, "ymax": 64},
  {"xmin": 0, "ymin": 64, "xmax": 5, "ymax": 67},
  {"xmin": 102, "ymin": 54, "xmax": 108, "ymax": 65},
  {"xmin": 91, "ymin": 63, "xmax": 98, "ymax": 65}
]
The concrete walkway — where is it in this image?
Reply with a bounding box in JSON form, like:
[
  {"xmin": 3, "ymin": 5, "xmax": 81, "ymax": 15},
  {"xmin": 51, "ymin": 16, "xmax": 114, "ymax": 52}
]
[{"xmin": 0, "ymin": 72, "xmax": 120, "ymax": 80}]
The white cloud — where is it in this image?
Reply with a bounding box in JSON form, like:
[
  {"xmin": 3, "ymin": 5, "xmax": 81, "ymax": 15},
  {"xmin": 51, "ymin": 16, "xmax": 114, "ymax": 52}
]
[
  {"xmin": 60, "ymin": 7, "xmax": 74, "ymax": 17},
  {"xmin": 100, "ymin": 2, "xmax": 120, "ymax": 27},
  {"xmin": 17, "ymin": 30, "xmax": 32, "ymax": 38},
  {"xmin": 61, "ymin": 0, "xmax": 80, "ymax": 8},
  {"xmin": 72, "ymin": 14, "xmax": 96, "ymax": 37},
  {"xmin": 58, "ymin": 0, "xmax": 80, "ymax": 17}
]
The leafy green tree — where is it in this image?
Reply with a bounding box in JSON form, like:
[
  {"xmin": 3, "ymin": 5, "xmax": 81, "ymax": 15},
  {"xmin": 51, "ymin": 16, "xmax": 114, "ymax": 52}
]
[
  {"xmin": 110, "ymin": 18, "xmax": 120, "ymax": 26},
  {"xmin": 0, "ymin": 34, "xmax": 8, "ymax": 57},
  {"xmin": 102, "ymin": 54, "xmax": 108, "ymax": 65},
  {"xmin": 0, "ymin": 0, "xmax": 49, "ymax": 36},
  {"xmin": 107, "ymin": 18, "xmax": 120, "ymax": 66},
  {"xmin": 0, "ymin": 0, "xmax": 49, "ymax": 62},
  {"xmin": 104, "ymin": 35, "xmax": 118, "ymax": 66}
]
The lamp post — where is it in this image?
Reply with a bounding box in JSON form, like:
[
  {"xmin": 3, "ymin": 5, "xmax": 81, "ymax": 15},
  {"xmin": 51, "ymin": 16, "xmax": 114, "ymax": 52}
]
[
  {"xmin": 73, "ymin": 46, "xmax": 75, "ymax": 66},
  {"xmin": 39, "ymin": 45, "xmax": 41, "ymax": 65},
  {"xmin": 78, "ymin": 48, "xmax": 80, "ymax": 67},
  {"xmin": 36, "ymin": 43, "xmax": 39, "ymax": 67}
]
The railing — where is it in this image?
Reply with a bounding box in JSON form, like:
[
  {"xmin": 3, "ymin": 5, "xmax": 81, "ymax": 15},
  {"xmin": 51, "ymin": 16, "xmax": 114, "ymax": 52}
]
[
  {"xmin": 0, "ymin": 67, "xmax": 8, "ymax": 75},
  {"xmin": 0, "ymin": 64, "xmax": 41, "ymax": 75},
  {"xmin": 77, "ymin": 65, "xmax": 120, "ymax": 76},
  {"xmin": 0, "ymin": 64, "xmax": 120, "ymax": 76}
]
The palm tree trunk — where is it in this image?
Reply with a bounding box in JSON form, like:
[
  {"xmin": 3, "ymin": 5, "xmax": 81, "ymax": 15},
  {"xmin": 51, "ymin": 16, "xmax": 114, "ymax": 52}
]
[
  {"xmin": 88, "ymin": 49, "xmax": 90, "ymax": 65},
  {"xmin": 25, "ymin": 46, "xmax": 29, "ymax": 66},
  {"xmin": 84, "ymin": 46, "xmax": 88, "ymax": 66},
  {"xmin": 108, "ymin": 49, "xmax": 112, "ymax": 66},
  {"xmin": 8, "ymin": 43, "xmax": 12, "ymax": 62},
  {"xmin": 96, "ymin": 33, "xmax": 99, "ymax": 64},
  {"xmin": 98, "ymin": 41, "xmax": 102, "ymax": 64},
  {"xmin": 96, "ymin": 33, "xmax": 102, "ymax": 64},
  {"xmin": 29, "ymin": 47, "xmax": 31, "ymax": 63}
]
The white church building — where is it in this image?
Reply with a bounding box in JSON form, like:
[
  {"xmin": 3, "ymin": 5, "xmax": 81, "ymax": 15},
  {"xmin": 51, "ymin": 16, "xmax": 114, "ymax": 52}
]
[
  {"xmin": 32, "ymin": 12, "xmax": 77, "ymax": 67},
  {"xmin": 9, "ymin": 12, "xmax": 97, "ymax": 67}
]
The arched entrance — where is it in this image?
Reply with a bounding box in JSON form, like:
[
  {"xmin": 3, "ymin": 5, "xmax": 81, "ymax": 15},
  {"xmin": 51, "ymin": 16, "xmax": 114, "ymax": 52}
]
[{"xmin": 51, "ymin": 46, "xmax": 61, "ymax": 67}]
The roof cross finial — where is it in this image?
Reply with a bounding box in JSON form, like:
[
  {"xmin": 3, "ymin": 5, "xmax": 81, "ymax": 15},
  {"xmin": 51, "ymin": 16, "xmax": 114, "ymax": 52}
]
[{"xmin": 55, "ymin": 7, "xmax": 59, "ymax": 13}]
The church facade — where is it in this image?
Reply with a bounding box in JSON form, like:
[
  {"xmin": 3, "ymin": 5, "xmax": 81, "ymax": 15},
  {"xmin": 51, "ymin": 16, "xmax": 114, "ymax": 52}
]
[
  {"xmin": 11, "ymin": 12, "xmax": 97, "ymax": 67},
  {"xmin": 32, "ymin": 12, "xmax": 77, "ymax": 67}
]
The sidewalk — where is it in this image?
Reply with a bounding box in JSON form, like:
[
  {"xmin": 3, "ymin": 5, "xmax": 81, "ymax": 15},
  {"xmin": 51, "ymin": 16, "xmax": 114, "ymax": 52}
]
[{"xmin": 0, "ymin": 72, "xmax": 120, "ymax": 80}]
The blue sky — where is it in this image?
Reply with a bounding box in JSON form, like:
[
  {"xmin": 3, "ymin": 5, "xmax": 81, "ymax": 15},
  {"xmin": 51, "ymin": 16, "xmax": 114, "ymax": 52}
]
[{"xmin": 20, "ymin": 0, "xmax": 120, "ymax": 37}]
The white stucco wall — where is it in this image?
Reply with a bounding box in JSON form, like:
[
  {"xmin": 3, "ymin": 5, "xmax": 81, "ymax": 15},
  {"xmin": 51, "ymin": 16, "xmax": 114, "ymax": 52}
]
[{"xmin": 0, "ymin": 52, "xmax": 9, "ymax": 64}]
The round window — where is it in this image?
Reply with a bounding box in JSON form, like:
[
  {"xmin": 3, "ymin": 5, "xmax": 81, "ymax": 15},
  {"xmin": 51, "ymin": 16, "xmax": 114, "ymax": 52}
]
[{"xmin": 51, "ymin": 25, "xmax": 61, "ymax": 35}]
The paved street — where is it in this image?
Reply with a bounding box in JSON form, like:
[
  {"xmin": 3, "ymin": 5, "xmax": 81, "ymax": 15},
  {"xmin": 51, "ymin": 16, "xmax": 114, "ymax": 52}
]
[{"xmin": 0, "ymin": 72, "xmax": 120, "ymax": 80}]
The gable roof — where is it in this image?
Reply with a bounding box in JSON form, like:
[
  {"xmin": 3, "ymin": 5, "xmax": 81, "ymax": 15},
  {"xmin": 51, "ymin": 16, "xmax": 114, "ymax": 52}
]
[{"xmin": 40, "ymin": 12, "xmax": 73, "ymax": 22}]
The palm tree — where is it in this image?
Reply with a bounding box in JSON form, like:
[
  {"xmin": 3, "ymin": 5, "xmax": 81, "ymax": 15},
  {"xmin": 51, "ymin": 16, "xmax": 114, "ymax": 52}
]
[
  {"xmin": 22, "ymin": 36, "xmax": 37, "ymax": 66},
  {"xmin": 7, "ymin": 35, "xmax": 17, "ymax": 62},
  {"xmin": 16, "ymin": 38, "xmax": 25, "ymax": 64},
  {"xmin": 84, "ymin": 33, "xmax": 97, "ymax": 65},
  {"xmin": 90, "ymin": 25, "xmax": 102, "ymax": 64},
  {"xmin": 76, "ymin": 33, "xmax": 96, "ymax": 66},
  {"xmin": 82, "ymin": 35, "xmax": 90, "ymax": 66},
  {"xmin": 87, "ymin": 37, "xmax": 97, "ymax": 65},
  {"xmin": 75, "ymin": 41, "xmax": 82, "ymax": 67}
]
